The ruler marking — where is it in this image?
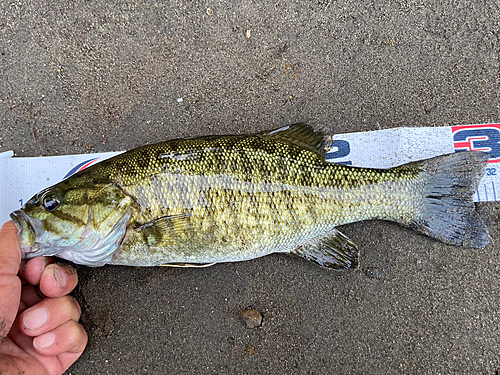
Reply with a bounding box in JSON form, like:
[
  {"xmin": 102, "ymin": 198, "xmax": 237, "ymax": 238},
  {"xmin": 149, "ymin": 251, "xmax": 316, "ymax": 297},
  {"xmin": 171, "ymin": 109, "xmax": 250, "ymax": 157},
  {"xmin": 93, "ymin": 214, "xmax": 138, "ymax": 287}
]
[
  {"xmin": 493, "ymin": 181, "xmax": 497, "ymax": 201},
  {"xmin": 484, "ymin": 185, "xmax": 488, "ymax": 201},
  {"xmin": 477, "ymin": 189, "xmax": 481, "ymax": 202}
]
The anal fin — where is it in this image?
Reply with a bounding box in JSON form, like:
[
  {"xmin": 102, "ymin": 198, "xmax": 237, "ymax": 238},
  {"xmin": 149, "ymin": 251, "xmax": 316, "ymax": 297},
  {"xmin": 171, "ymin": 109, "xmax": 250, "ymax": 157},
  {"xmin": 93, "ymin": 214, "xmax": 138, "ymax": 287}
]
[{"xmin": 292, "ymin": 229, "xmax": 358, "ymax": 270}]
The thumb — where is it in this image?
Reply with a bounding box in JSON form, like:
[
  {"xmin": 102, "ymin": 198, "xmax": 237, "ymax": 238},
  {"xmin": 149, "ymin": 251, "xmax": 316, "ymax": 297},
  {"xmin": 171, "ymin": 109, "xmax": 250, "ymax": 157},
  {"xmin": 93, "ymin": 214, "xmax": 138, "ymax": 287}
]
[{"xmin": 0, "ymin": 221, "xmax": 22, "ymax": 340}]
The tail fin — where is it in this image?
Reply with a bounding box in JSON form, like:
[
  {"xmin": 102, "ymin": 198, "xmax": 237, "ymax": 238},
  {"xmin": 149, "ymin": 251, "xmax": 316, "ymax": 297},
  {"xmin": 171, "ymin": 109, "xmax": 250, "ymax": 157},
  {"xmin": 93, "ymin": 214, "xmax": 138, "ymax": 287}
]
[{"xmin": 410, "ymin": 151, "xmax": 489, "ymax": 248}]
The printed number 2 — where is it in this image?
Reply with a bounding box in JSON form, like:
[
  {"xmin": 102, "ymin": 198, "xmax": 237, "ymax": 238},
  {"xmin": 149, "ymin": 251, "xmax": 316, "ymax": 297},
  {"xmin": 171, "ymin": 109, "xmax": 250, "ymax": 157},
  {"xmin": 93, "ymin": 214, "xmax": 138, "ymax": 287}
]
[
  {"xmin": 486, "ymin": 167, "xmax": 497, "ymax": 176},
  {"xmin": 326, "ymin": 140, "xmax": 351, "ymax": 165}
]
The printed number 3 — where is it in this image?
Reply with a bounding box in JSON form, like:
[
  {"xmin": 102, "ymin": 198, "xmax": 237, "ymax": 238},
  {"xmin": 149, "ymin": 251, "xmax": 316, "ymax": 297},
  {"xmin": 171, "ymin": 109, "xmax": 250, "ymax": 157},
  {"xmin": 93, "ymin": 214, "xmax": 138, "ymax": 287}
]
[{"xmin": 454, "ymin": 128, "xmax": 500, "ymax": 159}]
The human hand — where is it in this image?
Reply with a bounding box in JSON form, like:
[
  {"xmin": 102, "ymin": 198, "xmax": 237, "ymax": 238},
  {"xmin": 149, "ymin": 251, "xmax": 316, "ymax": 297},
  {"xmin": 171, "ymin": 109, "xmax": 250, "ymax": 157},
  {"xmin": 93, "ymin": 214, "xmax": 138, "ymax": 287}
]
[{"xmin": 0, "ymin": 221, "xmax": 87, "ymax": 375}]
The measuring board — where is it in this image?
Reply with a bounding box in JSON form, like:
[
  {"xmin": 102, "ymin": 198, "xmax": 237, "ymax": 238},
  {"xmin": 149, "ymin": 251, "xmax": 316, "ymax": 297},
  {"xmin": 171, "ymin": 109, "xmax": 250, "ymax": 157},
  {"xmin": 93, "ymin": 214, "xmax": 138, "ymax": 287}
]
[
  {"xmin": 0, "ymin": 123, "xmax": 498, "ymax": 224},
  {"xmin": 325, "ymin": 123, "xmax": 500, "ymax": 203}
]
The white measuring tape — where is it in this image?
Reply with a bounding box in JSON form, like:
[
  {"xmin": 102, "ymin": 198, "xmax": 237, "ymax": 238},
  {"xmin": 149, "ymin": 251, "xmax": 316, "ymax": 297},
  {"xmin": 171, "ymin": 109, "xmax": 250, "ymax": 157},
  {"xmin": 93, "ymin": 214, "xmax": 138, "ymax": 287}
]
[
  {"xmin": 0, "ymin": 123, "xmax": 497, "ymax": 224},
  {"xmin": 326, "ymin": 124, "xmax": 500, "ymax": 202}
]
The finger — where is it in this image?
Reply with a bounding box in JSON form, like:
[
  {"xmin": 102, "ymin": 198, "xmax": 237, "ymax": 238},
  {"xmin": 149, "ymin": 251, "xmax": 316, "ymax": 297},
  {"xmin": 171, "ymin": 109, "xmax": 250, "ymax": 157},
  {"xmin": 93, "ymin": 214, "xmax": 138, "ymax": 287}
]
[
  {"xmin": 57, "ymin": 326, "xmax": 89, "ymax": 374},
  {"xmin": 39, "ymin": 263, "xmax": 78, "ymax": 298},
  {"xmin": 7, "ymin": 317, "xmax": 87, "ymax": 375},
  {"xmin": 33, "ymin": 320, "xmax": 88, "ymax": 357},
  {"xmin": 0, "ymin": 221, "xmax": 22, "ymax": 275},
  {"xmin": 21, "ymin": 284, "xmax": 44, "ymax": 308},
  {"xmin": 0, "ymin": 275, "xmax": 21, "ymax": 340},
  {"xmin": 0, "ymin": 221, "xmax": 22, "ymax": 340},
  {"xmin": 19, "ymin": 295, "xmax": 81, "ymax": 337},
  {"xmin": 19, "ymin": 256, "xmax": 54, "ymax": 285}
]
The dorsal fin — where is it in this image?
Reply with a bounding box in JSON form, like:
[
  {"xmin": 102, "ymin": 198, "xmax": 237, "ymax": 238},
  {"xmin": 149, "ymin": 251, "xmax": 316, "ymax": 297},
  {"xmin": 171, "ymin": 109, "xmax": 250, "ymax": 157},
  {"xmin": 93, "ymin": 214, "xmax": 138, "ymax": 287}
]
[{"xmin": 261, "ymin": 123, "xmax": 329, "ymax": 156}]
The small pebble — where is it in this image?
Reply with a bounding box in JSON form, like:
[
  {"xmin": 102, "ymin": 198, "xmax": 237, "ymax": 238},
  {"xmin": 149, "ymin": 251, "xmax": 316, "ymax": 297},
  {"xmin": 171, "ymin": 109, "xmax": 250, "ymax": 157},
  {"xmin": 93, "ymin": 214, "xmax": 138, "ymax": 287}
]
[
  {"xmin": 246, "ymin": 30, "xmax": 251, "ymax": 38},
  {"xmin": 246, "ymin": 345, "xmax": 255, "ymax": 355},
  {"xmin": 241, "ymin": 308, "xmax": 262, "ymax": 328},
  {"xmin": 206, "ymin": 8, "xmax": 213, "ymax": 16},
  {"xmin": 364, "ymin": 267, "xmax": 384, "ymax": 280}
]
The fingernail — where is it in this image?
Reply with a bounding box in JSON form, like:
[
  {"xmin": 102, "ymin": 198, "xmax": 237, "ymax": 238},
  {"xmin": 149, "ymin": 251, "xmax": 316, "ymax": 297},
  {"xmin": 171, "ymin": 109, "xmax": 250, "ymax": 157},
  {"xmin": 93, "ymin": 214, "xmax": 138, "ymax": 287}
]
[
  {"xmin": 34, "ymin": 332, "xmax": 56, "ymax": 350},
  {"xmin": 54, "ymin": 268, "xmax": 66, "ymax": 288},
  {"xmin": 23, "ymin": 307, "xmax": 48, "ymax": 330}
]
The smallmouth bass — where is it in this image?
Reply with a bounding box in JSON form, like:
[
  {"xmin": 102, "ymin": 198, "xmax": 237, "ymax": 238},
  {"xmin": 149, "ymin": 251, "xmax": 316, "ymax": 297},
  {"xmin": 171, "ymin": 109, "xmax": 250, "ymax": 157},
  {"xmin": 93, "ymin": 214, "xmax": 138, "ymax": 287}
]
[{"xmin": 10, "ymin": 124, "xmax": 489, "ymax": 269}]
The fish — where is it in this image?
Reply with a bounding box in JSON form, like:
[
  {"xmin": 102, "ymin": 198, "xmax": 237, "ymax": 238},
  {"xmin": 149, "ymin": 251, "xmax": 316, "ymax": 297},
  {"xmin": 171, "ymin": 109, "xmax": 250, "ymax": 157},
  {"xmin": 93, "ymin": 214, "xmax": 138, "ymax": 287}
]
[{"xmin": 10, "ymin": 123, "xmax": 490, "ymax": 269}]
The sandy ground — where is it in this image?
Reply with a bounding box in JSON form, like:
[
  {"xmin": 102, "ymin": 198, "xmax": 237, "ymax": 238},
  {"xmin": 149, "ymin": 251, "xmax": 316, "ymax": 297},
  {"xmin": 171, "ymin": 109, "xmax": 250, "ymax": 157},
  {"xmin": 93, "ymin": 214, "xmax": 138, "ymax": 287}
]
[{"xmin": 2, "ymin": 0, "xmax": 500, "ymax": 374}]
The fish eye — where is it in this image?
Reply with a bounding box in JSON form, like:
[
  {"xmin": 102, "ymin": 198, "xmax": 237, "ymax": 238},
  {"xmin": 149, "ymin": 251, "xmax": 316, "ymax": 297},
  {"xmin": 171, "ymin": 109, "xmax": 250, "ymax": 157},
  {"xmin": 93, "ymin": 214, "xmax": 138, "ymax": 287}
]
[{"xmin": 42, "ymin": 194, "xmax": 62, "ymax": 212}]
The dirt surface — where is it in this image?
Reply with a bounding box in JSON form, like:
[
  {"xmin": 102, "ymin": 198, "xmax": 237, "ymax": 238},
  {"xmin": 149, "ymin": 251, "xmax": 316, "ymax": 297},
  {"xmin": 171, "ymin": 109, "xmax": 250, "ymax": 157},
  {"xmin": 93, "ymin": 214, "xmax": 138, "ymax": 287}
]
[{"xmin": 2, "ymin": 1, "xmax": 500, "ymax": 374}]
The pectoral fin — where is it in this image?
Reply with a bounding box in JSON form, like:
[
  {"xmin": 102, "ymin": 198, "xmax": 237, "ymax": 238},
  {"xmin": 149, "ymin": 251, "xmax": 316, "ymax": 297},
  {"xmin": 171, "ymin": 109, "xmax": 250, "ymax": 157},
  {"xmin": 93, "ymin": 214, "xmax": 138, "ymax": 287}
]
[
  {"xmin": 292, "ymin": 229, "xmax": 358, "ymax": 269},
  {"xmin": 134, "ymin": 213, "xmax": 194, "ymax": 246}
]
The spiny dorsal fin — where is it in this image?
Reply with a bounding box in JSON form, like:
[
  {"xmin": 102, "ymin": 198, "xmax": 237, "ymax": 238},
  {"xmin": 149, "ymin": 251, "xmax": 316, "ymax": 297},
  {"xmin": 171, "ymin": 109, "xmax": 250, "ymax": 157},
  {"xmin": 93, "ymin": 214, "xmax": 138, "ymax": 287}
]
[
  {"xmin": 291, "ymin": 229, "xmax": 358, "ymax": 269},
  {"xmin": 261, "ymin": 123, "xmax": 329, "ymax": 156}
]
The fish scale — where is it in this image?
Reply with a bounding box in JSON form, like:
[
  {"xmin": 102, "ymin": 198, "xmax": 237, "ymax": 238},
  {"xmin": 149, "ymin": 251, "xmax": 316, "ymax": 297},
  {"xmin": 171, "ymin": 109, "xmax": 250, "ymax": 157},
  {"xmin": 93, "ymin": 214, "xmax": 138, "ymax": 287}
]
[
  {"xmin": 110, "ymin": 145, "xmax": 422, "ymax": 265},
  {"xmin": 11, "ymin": 124, "xmax": 489, "ymax": 268}
]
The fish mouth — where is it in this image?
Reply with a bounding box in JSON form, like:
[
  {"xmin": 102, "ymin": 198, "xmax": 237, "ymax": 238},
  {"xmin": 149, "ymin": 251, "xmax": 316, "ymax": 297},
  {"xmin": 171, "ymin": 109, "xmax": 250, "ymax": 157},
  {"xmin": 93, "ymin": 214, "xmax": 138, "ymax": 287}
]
[
  {"xmin": 10, "ymin": 210, "xmax": 40, "ymax": 260},
  {"xmin": 10, "ymin": 210, "xmax": 21, "ymax": 231}
]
